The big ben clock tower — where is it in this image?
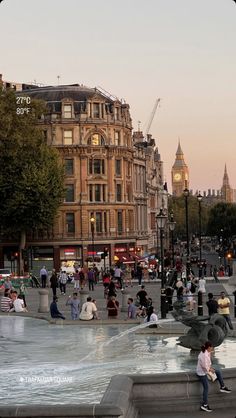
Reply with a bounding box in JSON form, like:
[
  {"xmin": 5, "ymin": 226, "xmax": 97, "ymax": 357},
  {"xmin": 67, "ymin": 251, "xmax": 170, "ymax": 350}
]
[{"xmin": 172, "ymin": 142, "xmax": 189, "ymax": 196}]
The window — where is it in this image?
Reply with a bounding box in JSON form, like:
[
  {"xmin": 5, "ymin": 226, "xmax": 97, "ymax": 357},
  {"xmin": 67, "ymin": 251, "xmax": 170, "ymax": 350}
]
[
  {"xmin": 66, "ymin": 213, "xmax": 75, "ymax": 233},
  {"xmin": 104, "ymin": 212, "xmax": 107, "ymax": 233},
  {"xmin": 88, "ymin": 133, "xmax": 105, "ymax": 146},
  {"xmin": 64, "ymin": 130, "xmax": 73, "ymax": 145},
  {"xmin": 65, "ymin": 159, "xmax": 74, "ymax": 176},
  {"xmin": 115, "ymin": 159, "xmax": 121, "ymax": 176},
  {"xmin": 115, "ymin": 107, "xmax": 119, "ymax": 120},
  {"xmin": 93, "ymin": 103, "xmax": 100, "ymax": 118},
  {"xmin": 128, "ymin": 210, "xmax": 134, "ymax": 232},
  {"xmin": 65, "ymin": 184, "xmax": 75, "ymax": 202},
  {"xmin": 127, "ymin": 183, "xmax": 132, "ymax": 202},
  {"xmin": 150, "ymin": 213, "xmax": 156, "ymax": 230},
  {"xmin": 63, "ymin": 104, "xmax": 72, "ymax": 119},
  {"xmin": 93, "ymin": 159, "xmax": 105, "ymax": 174},
  {"xmin": 96, "ymin": 212, "xmax": 102, "ymax": 233},
  {"xmin": 95, "ymin": 184, "xmax": 101, "ymax": 202},
  {"xmin": 127, "ymin": 161, "xmax": 131, "ymax": 176},
  {"xmin": 116, "ymin": 184, "xmax": 122, "ymax": 202},
  {"xmin": 115, "ymin": 131, "xmax": 120, "ymax": 146},
  {"xmin": 89, "ymin": 185, "xmax": 106, "ymax": 202},
  {"xmin": 89, "ymin": 185, "xmax": 93, "ymax": 202},
  {"xmin": 117, "ymin": 211, "xmax": 123, "ymax": 234}
]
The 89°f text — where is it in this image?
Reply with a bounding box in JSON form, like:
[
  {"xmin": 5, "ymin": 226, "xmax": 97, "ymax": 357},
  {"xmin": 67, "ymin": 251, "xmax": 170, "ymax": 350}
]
[{"xmin": 16, "ymin": 107, "xmax": 30, "ymax": 115}]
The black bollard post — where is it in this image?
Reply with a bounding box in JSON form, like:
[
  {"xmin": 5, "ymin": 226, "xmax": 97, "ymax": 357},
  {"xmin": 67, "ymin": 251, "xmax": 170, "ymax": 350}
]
[
  {"xmin": 198, "ymin": 291, "xmax": 203, "ymax": 316},
  {"xmin": 234, "ymin": 291, "xmax": 236, "ymax": 318}
]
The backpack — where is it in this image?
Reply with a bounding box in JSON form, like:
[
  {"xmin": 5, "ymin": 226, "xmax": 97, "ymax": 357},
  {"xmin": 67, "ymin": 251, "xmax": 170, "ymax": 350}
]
[{"xmin": 190, "ymin": 282, "xmax": 196, "ymax": 294}]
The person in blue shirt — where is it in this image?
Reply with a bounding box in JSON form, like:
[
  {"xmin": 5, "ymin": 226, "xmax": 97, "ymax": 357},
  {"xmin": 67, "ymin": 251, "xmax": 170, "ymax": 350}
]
[{"xmin": 66, "ymin": 293, "xmax": 80, "ymax": 320}]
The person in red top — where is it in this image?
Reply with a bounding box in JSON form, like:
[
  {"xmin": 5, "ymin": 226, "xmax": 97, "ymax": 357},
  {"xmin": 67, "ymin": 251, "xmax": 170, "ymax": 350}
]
[{"xmin": 107, "ymin": 296, "xmax": 119, "ymax": 318}]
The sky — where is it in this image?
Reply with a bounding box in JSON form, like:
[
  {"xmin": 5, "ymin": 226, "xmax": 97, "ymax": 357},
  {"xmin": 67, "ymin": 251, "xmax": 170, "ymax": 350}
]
[{"xmin": 1, "ymin": 0, "xmax": 236, "ymax": 193}]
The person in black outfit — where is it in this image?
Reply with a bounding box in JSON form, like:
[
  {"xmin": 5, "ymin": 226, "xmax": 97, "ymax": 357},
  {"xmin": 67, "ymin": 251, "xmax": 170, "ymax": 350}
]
[
  {"xmin": 206, "ymin": 293, "xmax": 218, "ymax": 316},
  {"xmin": 50, "ymin": 269, "xmax": 58, "ymax": 297},
  {"xmin": 136, "ymin": 285, "xmax": 148, "ymax": 307},
  {"xmin": 107, "ymin": 280, "xmax": 117, "ymax": 298},
  {"xmin": 136, "ymin": 263, "xmax": 143, "ymax": 286},
  {"xmin": 50, "ymin": 297, "xmax": 65, "ymax": 319}
]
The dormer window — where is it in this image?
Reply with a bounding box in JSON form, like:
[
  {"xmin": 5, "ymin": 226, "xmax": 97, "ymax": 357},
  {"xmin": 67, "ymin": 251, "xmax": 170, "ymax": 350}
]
[
  {"xmin": 93, "ymin": 103, "xmax": 100, "ymax": 118},
  {"xmin": 88, "ymin": 133, "xmax": 105, "ymax": 146},
  {"xmin": 63, "ymin": 104, "xmax": 72, "ymax": 119}
]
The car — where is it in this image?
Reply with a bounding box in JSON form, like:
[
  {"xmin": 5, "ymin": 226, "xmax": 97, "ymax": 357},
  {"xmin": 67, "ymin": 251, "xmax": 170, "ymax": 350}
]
[{"xmin": 0, "ymin": 268, "xmax": 11, "ymax": 278}]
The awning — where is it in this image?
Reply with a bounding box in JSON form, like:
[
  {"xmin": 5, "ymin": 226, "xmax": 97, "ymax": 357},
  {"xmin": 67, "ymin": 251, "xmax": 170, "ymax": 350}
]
[{"xmin": 114, "ymin": 253, "xmax": 136, "ymax": 264}]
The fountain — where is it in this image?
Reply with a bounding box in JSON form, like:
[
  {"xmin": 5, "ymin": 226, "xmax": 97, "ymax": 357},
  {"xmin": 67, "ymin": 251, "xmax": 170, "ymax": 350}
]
[
  {"xmin": 171, "ymin": 301, "xmax": 228, "ymax": 350},
  {"xmin": 0, "ymin": 315, "xmax": 235, "ymax": 410}
]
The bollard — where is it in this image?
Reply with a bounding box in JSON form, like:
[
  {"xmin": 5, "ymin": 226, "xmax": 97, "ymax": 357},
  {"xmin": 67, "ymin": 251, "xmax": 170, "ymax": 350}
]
[
  {"xmin": 38, "ymin": 289, "xmax": 49, "ymax": 313},
  {"xmin": 234, "ymin": 291, "xmax": 236, "ymax": 318},
  {"xmin": 121, "ymin": 289, "xmax": 130, "ymax": 312},
  {"xmin": 198, "ymin": 291, "xmax": 203, "ymax": 316},
  {"xmin": 79, "ymin": 289, "xmax": 89, "ymax": 312}
]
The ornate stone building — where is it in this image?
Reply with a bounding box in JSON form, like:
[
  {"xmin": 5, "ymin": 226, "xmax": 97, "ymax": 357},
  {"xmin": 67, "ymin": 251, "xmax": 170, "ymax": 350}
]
[
  {"xmin": 171, "ymin": 142, "xmax": 189, "ymax": 196},
  {"xmin": 0, "ymin": 78, "xmax": 166, "ymax": 271},
  {"xmin": 132, "ymin": 132, "xmax": 166, "ymax": 254}
]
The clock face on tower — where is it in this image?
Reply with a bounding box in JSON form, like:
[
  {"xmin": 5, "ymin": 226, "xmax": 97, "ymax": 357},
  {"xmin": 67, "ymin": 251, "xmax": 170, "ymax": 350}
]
[{"xmin": 174, "ymin": 173, "xmax": 182, "ymax": 182}]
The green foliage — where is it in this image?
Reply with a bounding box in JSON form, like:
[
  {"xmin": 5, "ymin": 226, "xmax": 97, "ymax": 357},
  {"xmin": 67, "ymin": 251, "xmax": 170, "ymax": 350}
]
[
  {"xmin": 207, "ymin": 202, "xmax": 236, "ymax": 238},
  {"xmin": 0, "ymin": 88, "xmax": 65, "ymax": 236},
  {"xmin": 168, "ymin": 195, "xmax": 209, "ymax": 239}
]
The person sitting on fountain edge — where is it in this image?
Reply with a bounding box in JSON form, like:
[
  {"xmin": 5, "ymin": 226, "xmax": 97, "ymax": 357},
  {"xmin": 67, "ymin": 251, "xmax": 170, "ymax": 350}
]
[
  {"xmin": 50, "ymin": 296, "xmax": 65, "ymax": 320},
  {"xmin": 196, "ymin": 341, "xmax": 231, "ymax": 413}
]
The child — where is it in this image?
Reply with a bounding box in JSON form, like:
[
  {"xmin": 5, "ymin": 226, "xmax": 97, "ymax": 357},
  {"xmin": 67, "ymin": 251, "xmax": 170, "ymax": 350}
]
[
  {"xmin": 66, "ymin": 293, "xmax": 80, "ymax": 320},
  {"xmin": 19, "ymin": 280, "xmax": 27, "ymax": 307}
]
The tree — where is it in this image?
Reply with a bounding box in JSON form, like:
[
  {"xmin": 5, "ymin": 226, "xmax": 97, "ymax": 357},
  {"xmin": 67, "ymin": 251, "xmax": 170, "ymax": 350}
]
[
  {"xmin": 0, "ymin": 88, "xmax": 65, "ymax": 274},
  {"xmin": 168, "ymin": 195, "xmax": 209, "ymax": 241},
  {"xmin": 207, "ymin": 202, "xmax": 236, "ymax": 238}
]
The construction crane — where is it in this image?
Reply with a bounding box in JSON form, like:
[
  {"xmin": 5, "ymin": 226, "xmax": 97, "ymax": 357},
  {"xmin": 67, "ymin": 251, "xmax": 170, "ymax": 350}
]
[{"xmin": 144, "ymin": 98, "xmax": 161, "ymax": 138}]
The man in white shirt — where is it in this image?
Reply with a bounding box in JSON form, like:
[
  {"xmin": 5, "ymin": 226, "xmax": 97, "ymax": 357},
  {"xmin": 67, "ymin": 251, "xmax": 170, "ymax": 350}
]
[
  {"xmin": 79, "ymin": 296, "xmax": 98, "ymax": 321},
  {"xmin": 10, "ymin": 291, "xmax": 27, "ymax": 312}
]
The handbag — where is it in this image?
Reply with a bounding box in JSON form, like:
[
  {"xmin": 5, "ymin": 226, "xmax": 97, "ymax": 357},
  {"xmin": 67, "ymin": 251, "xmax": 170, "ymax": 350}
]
[{"xmin": 207, "ymin": 371, "xmax": 217, "ymax": 382}]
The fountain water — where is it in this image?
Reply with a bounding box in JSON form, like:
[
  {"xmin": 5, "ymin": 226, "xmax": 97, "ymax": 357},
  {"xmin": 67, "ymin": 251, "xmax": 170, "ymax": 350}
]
[{"xmin": 0, "ymin": 316, "xmax": 235, "ymax": 406}]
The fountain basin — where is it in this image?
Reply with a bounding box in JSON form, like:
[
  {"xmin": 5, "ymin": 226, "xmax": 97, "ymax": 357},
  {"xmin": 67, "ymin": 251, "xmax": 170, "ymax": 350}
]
[{"xmin": 0, "ymin": 316, "xmax": 236, "ymax": 406}]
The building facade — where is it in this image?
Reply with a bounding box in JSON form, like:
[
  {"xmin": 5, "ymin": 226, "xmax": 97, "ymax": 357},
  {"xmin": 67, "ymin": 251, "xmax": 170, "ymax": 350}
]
[
  {"xmin": 0, "ymin": 79, "xmax": 166, "ymax": 271},
  {"xmin": 171, "ymin": 142, "xmax": 189, "ymax": 196}
]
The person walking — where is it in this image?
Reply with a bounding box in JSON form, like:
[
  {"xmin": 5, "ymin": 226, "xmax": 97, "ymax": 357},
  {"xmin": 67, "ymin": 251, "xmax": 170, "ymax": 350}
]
[
  {"xmin": 87, "ymin": 268, "xmax": 95, "ymax": 291},
  {"xmin": 196, "ymin": 341, "xmax": 231, "ymax": 412},
  {"xmin": 136, "ymin": 263, "xmax": 143, "ymax": 286},
  {"xmin": 206, "ymin": 293, "xmax": 218, "ymax": 316},
  {"xmin": 213, "ymin": 265, "xmax": 219, "ymax": 283},
  {"xmin": 198, "ymin": 276, "xmax": 206, "ymax": 294},
  {"xmin": 40, "ymin": 266, "xmax": 48, "ymax": 289},
  {"xmin": 50, "ymin": 269, "xmax": 58, "ymax": 297},
  {"xmin": 114, "ymin": 265, "xmax": 123, "ymax": 290},
  {"xmin": 217, "ymin": 291, "xmax": 233, "ymax": 330},
  {"xmin": 59, "ymin": 271, "xmax": 67, "ymax": 295}
]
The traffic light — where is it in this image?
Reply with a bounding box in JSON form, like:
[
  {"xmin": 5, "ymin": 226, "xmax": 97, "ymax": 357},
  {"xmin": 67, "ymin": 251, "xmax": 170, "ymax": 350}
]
[
  {"xmin": 101, "ymin": 252, "xmax": 105, "ymax": 259},
  {"xmin": 14, "ymin": 252, "xmax": 19, "ymax": 258},
  {"xmin": 104, "ymin": 248, "xmax": 109, "ymax": 257}
]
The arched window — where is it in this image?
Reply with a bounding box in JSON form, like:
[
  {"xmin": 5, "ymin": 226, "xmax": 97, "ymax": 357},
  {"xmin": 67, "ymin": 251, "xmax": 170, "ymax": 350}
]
[{"xmin": 88, "ymin": 133, "xmax": 105, "ymax": 146}]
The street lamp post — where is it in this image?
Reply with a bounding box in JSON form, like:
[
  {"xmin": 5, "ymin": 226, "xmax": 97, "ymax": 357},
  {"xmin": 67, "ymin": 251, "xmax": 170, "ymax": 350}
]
[
  {"xmin": 197, "ymin": 193, "xmax": 202, "ymax": 272},
  {"xmin": 90, "ymin": 216, "xmax": 95, "ymax": 265},
  {"xmin": 156, "ymin": 208, "xmax": 167, "ymax": 319},
  {"xmin": 169, "ymin": 212, "xmax": 176, "ymax": 269},
  {"xmin": 183, "ymin": 186, "xmax": 190, "ymax": 280}
]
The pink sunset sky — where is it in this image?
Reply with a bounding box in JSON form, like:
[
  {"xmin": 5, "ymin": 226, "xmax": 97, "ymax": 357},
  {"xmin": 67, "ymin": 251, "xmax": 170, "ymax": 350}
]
[{"xmin": 1, "ymin": 0, "xmax": 236, "ymax": 193}]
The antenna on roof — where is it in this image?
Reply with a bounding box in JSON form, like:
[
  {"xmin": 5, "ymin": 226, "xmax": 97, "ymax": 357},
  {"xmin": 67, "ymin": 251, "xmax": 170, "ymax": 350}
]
[{"xmin": 57, "ymin": 75, "xmax": 61, "ymax": 85}]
